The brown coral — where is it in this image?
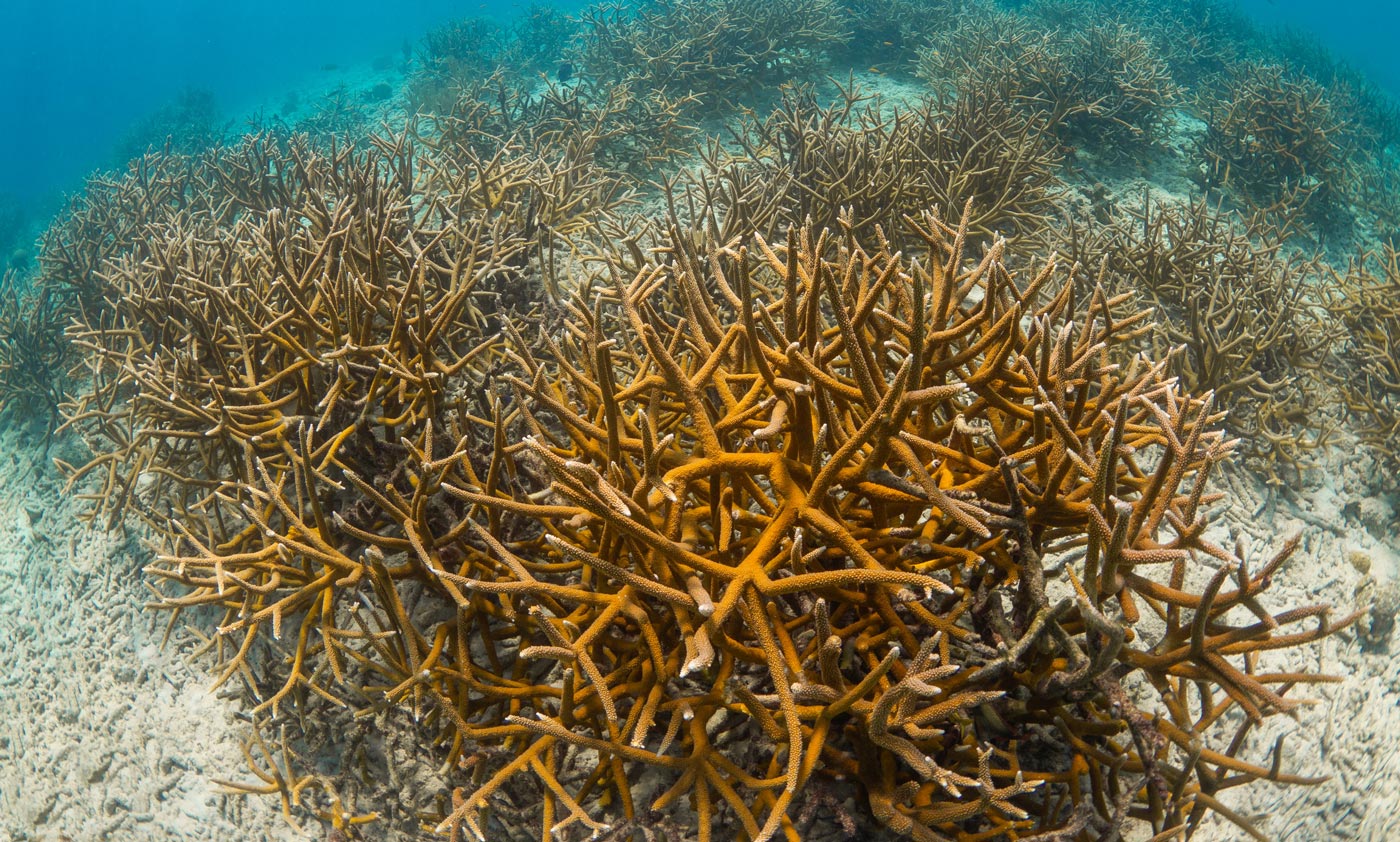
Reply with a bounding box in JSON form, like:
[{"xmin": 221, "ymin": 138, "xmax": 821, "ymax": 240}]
[
  {"xmin": 34, "ymin": 11, "xmax": 1367, "ymax": 835},
  {"xmin": 917, "ymin": 11, "xmax": 1182, "ymax": 152},
  {"xmin": 577, "ymin": 0, "xmax": 848, "ymax": 115},
  {"xmin": 1048, "ymin": 194, "xmax": 1340, "ymax": 482},
  {"xmin": 46, "ymin": 119, "xmax": 1361, "ymax": 839},
  {"xmin": 1332, "ymin": 241, "xmax": 1400, "ymax": 463},
  {"xmin": 424, "ymin": 207, "xmax": 1354, "ymax": 841},
  {"xmin": 697, "ymin": 81, "xmax": 1062, "ymax": 246},
  {"xmin": 1198, "ymin": 61, "xmax": 1354, "ymax": 211},
  {"xmin": 0, "ymin": 270, "xmax": 70, "ymax": 438}
]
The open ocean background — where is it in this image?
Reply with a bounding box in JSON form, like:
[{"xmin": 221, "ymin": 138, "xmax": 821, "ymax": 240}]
[
  {"xmin": 1238, "ymin": 0, "xmax": 1400, "ymax": 91},
  {"xmin": 0, "ymin": 0, "xmax": 552, "ymax": 209},
  {"xmin": 0, "ymin": 0, "xmax": 1394, "ymax": 207},
  {"xmin": 0, "ymin": 0, "xmax": 1393, "ymax": 213}
]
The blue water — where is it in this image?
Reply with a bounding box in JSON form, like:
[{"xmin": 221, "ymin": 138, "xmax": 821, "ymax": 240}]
[
  {"xmin": 0, "ymin": 0, "xmax": 544, "ymax": 208},
  {"xmin": 0, "ymin": 0, "xmax": 1397, "ymax": 238},
  {"xmin": 1238, "ymin": 0, "xmax": 1400, "ymax": 95}
]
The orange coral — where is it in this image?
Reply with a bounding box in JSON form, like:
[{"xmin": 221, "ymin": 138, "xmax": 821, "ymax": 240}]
[{"xmin": 427, "ymin": 208, "xmax": 1354, "ymax": 840}]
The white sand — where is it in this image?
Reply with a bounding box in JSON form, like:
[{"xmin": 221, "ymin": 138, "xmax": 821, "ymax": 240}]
[
  {"xmin": 0, "ymin": 425, "xmax": 308, "ymax": 842},
  {"xmin": 1197, "ymin": 442, "xmax": 1400, "ymax": 842}
]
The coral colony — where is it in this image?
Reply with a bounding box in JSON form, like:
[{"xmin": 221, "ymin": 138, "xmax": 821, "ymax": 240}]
[{"xmin": 2, "ymin": 0, "xmax": 1397, "ymax": 839}]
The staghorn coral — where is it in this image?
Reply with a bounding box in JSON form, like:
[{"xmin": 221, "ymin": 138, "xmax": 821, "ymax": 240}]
[
  {"xmin": 406, "ymin": 6, "xmax": 584, "ymax": 115},
  {"xmin": 421, "ymin": 70, "xmax": 699, "ymax": 179},
  {"xmin": 505, "ymin": 4, "xmax": 579, "ymax": 80},
  {"xmin": 54, "ymin": 125, "xmax": 612, "ymax": 533},
  {"xmin": 1350, "ymin": 148, "xmax": 1400, "ymax": 244},
  {"xmin": 36, "ymin": 148, "xmax": 206, "ymax": 312},
  {"xmin": 1197, "ymin": 61, "xmax": 1354, "ymax": 213},
  {"xmin": 293, "ymin": 84, "xmax": 375, "ymax": 142},
  {"xmin": 917, "ymin": 12, "xmax": 1181, "ymax": 153},
  {"xmin": 423, "ymin": 208, "xmax": 1355, "ymax": 841},
  {"xmin": 33, "ymin": 2, "xmax": 1378, "ymax": 835},
  {"xmin": 1018, "ymin": 0, "xmax": 1250, "ymax": 83},
  {"xmin": 0, "ymin": 271, "xmax": 70, "ymax": 439},
  {"xmin": 1047, "ymin": 194, "xmax": 1339, "ymax": 483},
  {"xmin": 1331, "ymin": 242, "xmax": 1400, "ymax": 466},
  {"xmin": 696, "ymin": 81, "xmax": 1062, "ymax": 246},
  {"xmin": 49, "ymin": 160, "xmax": 1360, "ymax": 840},
  {"xmin": 716, "ymin": 84, "xmax": 923, "ymax": 241},
  {"xmin": 831, "ymin": 0, "xmax": 993, "ymax": 71},
  {"xmin": 1262, "ymin": 27, "xmax": 1400, "ymax": 158},
  {"xmin": 50, "ymin": 126, "xmax": 630, "ymax": 830},
  {"xmin": 406, "ymin": 16, "xmax": 512, "ymax": 113},
  {"xmin": 576, "ymin": 0, "xmax": 847, "ymax": 116},
  {"xmin": 34, "ymin": 131, "xmax": 358, "ymax": 325},
  {"xmin": 410, "ymin": 103, "xmax": 639, "ymax": 302},
  {"xmin": 111, "ymin": 87, "xmax": 227, "ymax": 166},
  {"xmin": 0, "ymin": 146, "xmax": 222, "ymax": 432}
]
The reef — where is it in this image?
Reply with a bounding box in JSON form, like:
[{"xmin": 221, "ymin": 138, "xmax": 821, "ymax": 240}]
[
  {"xmin": 8, "ymin": 0, "xmax": 1398, "ymax": 839},
  {"xmin": 0, "ymin": 269, "xmax": 67, "ymax": 438},
  {"xmin": 577, "ymin": 0, "xmax": 846, "ymax": 114},
  {"xmin": 1334, "ymin": 242, "xmax": 1400, "ymax": 461},
  {"xmin": 708, "ymin": 81, "xmax": 1063, "ymax": 244},
  {"xmin": 47, "ymin": 132, "xmax": 1359, "ymax": 837},
  {"xmin": 1199, "ymin": 61, "xmax": 1352, "ymax": 212},
  {"xmin": 917, "ymin": 11, "xmax": 1181, "ymax": 152},
  {"xmin": 425, "ymin": 208, "xmax": 1355, "ymax": 841},
  {"xmin": 1047, "ymin": 195, "xmax": 1338, "ymax": 484}
]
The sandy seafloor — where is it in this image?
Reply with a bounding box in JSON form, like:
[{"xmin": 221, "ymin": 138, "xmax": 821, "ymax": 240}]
[
  {"xmin": 1, "ymin": 66, "xmax": 1399, "ymax": 842},
  {"xmin": 0, "ymin": 425, "xmax": 303, "ymax": 842}
]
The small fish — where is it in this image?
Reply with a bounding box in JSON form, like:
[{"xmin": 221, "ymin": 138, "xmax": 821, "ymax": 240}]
[
  {"xmin": 882, "ymin": 40, "xmax": 894, "ymax": 46},
  {"xmin": 868, "ymin": 66, "xmax": 884, "ymax": 75},
  {"xmin": 321, "ymin": 63, "xmax": 338, "ymax": 72},
  {"xmin": 557, "ymin": 61, "xmax": 574, "ymax": 83}
]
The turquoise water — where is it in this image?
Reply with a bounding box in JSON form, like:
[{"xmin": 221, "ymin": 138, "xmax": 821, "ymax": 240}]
[
  {"xmin": 0, "ymin": 0, "xmax": 1392, "ymax": 214},
  {"xmin": 0, "ymin": 0, "xmax": 542, "ymax": 205},
  {"xmin": 1238, "ymin": 0, "xmax": 1400, "ymax": 95}
]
